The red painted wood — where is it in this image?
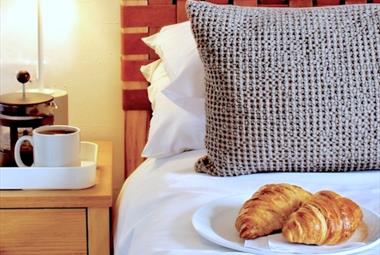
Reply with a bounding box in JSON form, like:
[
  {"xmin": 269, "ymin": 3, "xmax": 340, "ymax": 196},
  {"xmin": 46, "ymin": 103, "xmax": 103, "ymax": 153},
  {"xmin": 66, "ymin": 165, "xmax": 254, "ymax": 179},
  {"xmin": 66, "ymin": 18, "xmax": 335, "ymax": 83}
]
[
  {"xmin": 149, "ymin": 0, "xmax": 172, "ymax": 4},
  {"xmin": 177, "ymin": 0, "xmax": 188, "ymax": 23},
  {"xmin": 122, "ymin": 33, "xmax": 150, "ymax": 55},
  {"xmin": 259, "ymin": 0, "xmax": 288, "ymax": 5},
  {"xmin": 207, "ymin": 0, "xmax": 229, "ymax": 3},
  {"xmin": 258, "ymin": 4, "xmax": 290, "ymax": 6},
  {"xmin": 121, "ymin": 5, "xmax": 176, "ymax": 27},
  {"xmin": 149, "ymin": 27, "xmax": 161, "ymax": 35},
  {"xmin": 121, "ymin": 60, "xmax": 155, "ymax": 81},
  {"xmin": 148, "ymin": 28, "xmax": 161, "ymax": 59},
  {"xmin": 289, "ymin": 0, "xmax": 313, "ymax": 7},
  {"xmin": 373, "ymin": 0, "xmax": 380, "ymax": 3},
  {"xmin": 123, "ymin": 89, "xmax": 151, "ymax": 111},
  {"xmin": 234, "ymin": 0, "xmax": 259, "ymax": 6},
  {"xmin": 345, "ymin": 0, "xmax": 367, "ymax": 3},
  {"xmin": 314, "ymin": 0, "xmax": 340, "ymax": 5},
  {"xmin": 149, "ymin": 51, "xmax": 159, "ymax": 60}
]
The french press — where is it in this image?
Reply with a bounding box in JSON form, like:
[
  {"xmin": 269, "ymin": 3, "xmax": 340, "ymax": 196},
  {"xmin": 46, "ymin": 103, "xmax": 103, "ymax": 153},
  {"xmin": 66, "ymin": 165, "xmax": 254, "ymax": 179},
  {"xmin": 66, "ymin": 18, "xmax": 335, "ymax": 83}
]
[{"xmin": 0, "ymin": 71, "xmax": 55, "ymax": 166}]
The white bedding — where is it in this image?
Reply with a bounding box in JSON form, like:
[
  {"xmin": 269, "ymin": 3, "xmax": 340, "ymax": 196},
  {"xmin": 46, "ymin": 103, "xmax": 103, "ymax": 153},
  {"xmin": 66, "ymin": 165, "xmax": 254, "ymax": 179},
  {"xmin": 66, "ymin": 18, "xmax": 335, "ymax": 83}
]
[{"xmin": 114, "ymin": 150, "xmax": 380, "ymax": 255}]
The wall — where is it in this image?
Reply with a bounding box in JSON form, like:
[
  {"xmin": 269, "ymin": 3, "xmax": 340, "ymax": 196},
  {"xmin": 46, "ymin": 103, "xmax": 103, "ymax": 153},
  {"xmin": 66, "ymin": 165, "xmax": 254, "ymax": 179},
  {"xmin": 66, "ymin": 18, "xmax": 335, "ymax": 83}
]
[
  {"xmin": 45, "ymin": 0, "xmax": 124, "ymax": 197},
  {"xmin": 0, "ymin": 0, "xmax": 38, "ymax": 94},
  {"xmin": 1, "ymin": 0, "xmax": 125, "ymax": 197}
]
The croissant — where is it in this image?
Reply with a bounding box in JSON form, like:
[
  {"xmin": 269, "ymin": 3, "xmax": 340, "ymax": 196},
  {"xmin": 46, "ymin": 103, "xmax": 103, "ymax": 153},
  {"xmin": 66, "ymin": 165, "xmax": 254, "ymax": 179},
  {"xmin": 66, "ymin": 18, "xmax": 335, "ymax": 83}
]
[
  {"xmin": 235, "ymin": 183, "xmax": 312, "ymax": 239},
  {"xmin": 282, "ymin": 190, "xmax": 363, "ymax": 245}
]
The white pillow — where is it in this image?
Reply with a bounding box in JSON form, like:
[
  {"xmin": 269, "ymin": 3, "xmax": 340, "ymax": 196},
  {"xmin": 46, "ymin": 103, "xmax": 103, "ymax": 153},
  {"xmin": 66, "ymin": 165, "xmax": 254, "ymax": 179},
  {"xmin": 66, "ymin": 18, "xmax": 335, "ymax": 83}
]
[
  {"xmin": 142, "ymin": 21, "xmax": 205, "ymax": 110},
  {"xmin": 140, "ymin": 60, "xmax": 205, "ymax": 158},
  {"xmin": 140, "ymin": 59, "xmax": 164, "ymax": 110}
]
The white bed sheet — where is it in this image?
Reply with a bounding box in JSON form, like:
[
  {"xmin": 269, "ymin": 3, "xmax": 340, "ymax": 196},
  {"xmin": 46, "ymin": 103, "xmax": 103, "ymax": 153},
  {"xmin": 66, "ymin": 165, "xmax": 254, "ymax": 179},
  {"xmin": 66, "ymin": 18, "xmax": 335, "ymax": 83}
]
[{"xmin": 114, "ymin": 150, "xmax": 380, "ymax": 255}]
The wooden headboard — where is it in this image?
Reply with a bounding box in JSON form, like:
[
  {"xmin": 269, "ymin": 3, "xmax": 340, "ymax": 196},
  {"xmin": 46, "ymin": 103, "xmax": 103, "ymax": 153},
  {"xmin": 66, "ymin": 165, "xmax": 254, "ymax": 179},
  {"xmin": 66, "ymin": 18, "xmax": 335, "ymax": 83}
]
[{"xmin": 120, "ymin": 0, "xmax": 379, "ymax": 177}]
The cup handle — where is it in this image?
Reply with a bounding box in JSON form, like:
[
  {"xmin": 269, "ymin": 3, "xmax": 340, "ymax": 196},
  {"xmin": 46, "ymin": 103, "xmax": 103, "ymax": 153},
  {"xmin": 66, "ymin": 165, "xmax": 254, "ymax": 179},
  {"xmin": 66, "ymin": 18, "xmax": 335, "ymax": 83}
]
[{"xmin": 14, "ymin": 135, "xmax": 34, "ymax": 167}]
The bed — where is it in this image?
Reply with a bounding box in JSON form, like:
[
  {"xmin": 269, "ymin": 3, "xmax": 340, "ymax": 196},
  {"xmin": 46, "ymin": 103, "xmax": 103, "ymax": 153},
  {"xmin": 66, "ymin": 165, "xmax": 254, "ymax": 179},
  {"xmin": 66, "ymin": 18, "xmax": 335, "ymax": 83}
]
[
  {"xmin": 114, "ymin": 149, "xmax": 380, "ymax": 254},
  {"xmin": 116, "ymin": 0, "xmax": 380, "ymax": 254}
]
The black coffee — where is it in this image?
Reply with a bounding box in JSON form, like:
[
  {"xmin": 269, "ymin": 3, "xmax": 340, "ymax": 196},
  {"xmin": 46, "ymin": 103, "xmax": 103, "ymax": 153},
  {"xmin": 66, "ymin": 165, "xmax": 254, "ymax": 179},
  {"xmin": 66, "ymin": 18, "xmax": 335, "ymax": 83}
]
[{"xmin": 39, "ymin": 129, "xmax": 76, "ymax": 135}]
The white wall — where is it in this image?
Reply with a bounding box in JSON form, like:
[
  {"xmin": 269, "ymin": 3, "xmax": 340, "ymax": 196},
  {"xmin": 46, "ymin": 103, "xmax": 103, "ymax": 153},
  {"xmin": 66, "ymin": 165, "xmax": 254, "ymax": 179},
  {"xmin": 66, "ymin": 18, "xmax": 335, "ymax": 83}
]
[
  {"xmin": 45, "ymin": 0, "xmax": 124, "ymax": 196},
  {"xmin": 0, "ymin": 0, "xmax": 38, "ymax": 94},
  {"xmin": 1, "ymin": 0, "xmax": 125, "ymax": 196}
]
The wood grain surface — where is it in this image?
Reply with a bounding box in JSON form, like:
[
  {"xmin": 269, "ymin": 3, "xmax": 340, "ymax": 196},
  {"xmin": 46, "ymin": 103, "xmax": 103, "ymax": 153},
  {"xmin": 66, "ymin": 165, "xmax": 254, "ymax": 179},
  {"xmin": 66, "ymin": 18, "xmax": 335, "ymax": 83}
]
[{"xmin": 0, "ymin": 209, "xmax": 87, "ymax": 254}]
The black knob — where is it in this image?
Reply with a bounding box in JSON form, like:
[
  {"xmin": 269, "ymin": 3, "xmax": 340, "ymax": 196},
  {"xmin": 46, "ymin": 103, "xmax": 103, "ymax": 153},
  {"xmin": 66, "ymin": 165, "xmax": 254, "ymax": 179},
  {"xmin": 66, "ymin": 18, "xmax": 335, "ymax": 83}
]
[{"xmin": 17, "ymin": 70, "xmax": 31, "ymax": 84}]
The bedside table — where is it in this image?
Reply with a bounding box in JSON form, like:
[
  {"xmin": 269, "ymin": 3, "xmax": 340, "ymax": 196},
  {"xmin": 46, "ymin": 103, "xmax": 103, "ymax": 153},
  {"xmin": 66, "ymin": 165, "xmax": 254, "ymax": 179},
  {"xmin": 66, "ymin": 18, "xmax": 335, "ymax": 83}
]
[{"xmin": 0, "ymin": 141, "xmax": 113, "ymax": 255}]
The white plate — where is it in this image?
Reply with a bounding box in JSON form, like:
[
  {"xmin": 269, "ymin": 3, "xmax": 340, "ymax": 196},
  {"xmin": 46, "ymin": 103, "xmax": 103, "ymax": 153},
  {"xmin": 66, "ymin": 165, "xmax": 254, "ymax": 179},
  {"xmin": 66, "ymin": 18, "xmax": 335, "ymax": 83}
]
[{"xmin": 192, "ymin": 194, "xmax": 380, "ymax": 255}]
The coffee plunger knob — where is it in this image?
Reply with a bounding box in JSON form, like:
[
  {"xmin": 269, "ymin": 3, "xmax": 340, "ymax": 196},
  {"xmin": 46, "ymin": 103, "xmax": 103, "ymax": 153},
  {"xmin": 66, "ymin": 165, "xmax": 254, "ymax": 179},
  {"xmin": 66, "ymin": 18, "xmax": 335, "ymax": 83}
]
[
  {"xmin": 16, "ymin": 70, "xmax": 31, "ymax": 98},
  {"xmin": 17, "ymin": 70, "xmax": 31, "ymax": 84}
]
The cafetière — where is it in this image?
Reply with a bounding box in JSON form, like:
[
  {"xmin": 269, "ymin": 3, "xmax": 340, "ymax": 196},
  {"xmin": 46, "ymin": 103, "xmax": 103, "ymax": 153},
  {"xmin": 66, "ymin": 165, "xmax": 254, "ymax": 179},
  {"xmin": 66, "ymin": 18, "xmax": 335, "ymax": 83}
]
[{"xmin": 0, "ymin": 71, "xmax": 56, "ymax": 166}]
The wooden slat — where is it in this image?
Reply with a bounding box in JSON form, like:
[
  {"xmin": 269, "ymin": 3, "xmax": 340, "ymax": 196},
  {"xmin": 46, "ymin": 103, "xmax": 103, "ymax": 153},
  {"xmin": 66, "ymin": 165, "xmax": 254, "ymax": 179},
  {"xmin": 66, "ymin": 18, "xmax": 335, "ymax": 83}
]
[
  {"xmin": 121, "ymin": 59, "xmax": 154, "ymax": 81},
  {"xmin": 125, "ymin": 111, "xmax": 150, "ymax": 176},
  {"xmin": 177, "ymin": 0, "xmax": 188, "ymax": 22},
  {"xmin": 122, "ymin": 0, "xmax": 148, "ymax": 6},
  {"xmin": 178, "ymin": 0, "xmax": 230, "ymax": 22},
  {"xmin": 123, "ymin": 89, "xmax": 151, "ymax": 111},
  {"xmin": 234, "ymin": 0, "xmax": 259, "ymax": 6},
  {"xmin": 123, "ymin": 54, "xmax": 149, "ymax": 61},
  {"xmin": 345, "ymin": 0, "xmax": 367, "ymax": 3},
  {"xmin": 315, "ymin": 0, "xmax": 340, "ymax": 5},
  {"xmin": 149, "ymin": 0, "xmax": 172, "ymax": 4},
  {"xmin": 373, "ymin": 0, "xmax": 380, "ymax": 3},
  {"xmin": 121, "ymin": 5, "xmax": 176, "ymax": 27},
  {"xmin": 207, "ymin": 0, "xmax": 229, "ymax": 3},
  {"xmin": 289, "ymin": 0, "xmax": 313, "ymax": 6},
  {"xmin": 123, "ymin": 81, "xmax": 148, "ymax": 90},
  {"xmin": 149, "ymin": 27, "xmax": 161, "ymax": 35},
  {"xmin": 176, "ymin": 0, "xmax": 231, "ymax": 22},
  {"xmin": 258, "ymin": 3, "xmax": 291, "ymax": 6},
  {"xmin": 122, "ymin": 27, "xmax": 148, "ymax": 33},
  {"xmin": 147, "ymin": 27, "xmax": 161, "ymax": 59},
  {"xmin": 121, "ymin": 33, "xmax": 149, "ymax": 55},
  {"xmin": 259, "ymin": 0, "xmax": 288, "ymax": 4}
]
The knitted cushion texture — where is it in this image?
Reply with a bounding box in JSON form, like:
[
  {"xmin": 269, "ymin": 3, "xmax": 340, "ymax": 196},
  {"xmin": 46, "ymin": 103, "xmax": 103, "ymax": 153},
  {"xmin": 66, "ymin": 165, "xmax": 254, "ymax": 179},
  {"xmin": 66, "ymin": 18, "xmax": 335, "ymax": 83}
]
[{"xmin": 187, "ymin": 1, "xmax": 380, "ymax": 176}]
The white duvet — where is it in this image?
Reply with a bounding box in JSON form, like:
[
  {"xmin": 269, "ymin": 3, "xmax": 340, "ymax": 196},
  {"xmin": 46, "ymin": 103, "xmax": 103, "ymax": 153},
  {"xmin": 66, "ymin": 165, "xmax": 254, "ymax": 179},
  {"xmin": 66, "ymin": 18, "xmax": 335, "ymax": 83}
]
[{"xmin": 114, "ymin": 150, "xmax": 380, "ymax": 255}]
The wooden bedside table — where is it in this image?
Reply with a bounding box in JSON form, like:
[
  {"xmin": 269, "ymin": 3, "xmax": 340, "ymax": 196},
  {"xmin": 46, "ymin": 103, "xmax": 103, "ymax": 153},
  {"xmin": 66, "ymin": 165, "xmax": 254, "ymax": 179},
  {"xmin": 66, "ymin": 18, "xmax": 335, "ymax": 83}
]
[{"xmin": 0, "ymin": 141, "xmax": 113, "ymax": 255}]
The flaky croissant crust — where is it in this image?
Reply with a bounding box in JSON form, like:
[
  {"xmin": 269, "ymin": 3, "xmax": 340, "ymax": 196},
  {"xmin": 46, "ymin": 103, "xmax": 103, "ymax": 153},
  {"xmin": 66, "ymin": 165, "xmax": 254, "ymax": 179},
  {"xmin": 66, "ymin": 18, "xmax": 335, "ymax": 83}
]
[
  {"xmin": 235, "ymin": 183, "xmax": 312, "ymax": 239},
  {"xmin": 282, "ymin": 190, "xmax": 363, "ymax": 245}
]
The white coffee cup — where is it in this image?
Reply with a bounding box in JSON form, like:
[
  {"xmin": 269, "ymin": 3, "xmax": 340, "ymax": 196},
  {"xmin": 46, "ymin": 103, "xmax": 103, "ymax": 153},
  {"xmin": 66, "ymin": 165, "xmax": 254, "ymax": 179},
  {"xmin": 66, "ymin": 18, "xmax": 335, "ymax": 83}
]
[{"xmin": 14, "ymin": 125, "xmax": 81, "ymax": 167}]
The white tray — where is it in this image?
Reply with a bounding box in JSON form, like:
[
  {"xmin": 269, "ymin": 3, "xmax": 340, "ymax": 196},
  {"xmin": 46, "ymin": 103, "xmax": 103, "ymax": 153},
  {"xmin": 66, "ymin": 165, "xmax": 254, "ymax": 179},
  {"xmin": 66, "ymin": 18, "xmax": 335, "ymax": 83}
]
[{"xmin": 0, "ymin": 141, "xmax": 98, "ymax": 190}]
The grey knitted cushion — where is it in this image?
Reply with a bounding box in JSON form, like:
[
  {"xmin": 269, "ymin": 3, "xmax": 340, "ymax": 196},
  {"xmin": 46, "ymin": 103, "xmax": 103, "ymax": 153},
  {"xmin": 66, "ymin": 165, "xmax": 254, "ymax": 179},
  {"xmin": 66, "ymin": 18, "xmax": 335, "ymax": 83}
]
[{"xmin": 187, "ymin": 1, "xmax": 380, "ymax": 176}]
